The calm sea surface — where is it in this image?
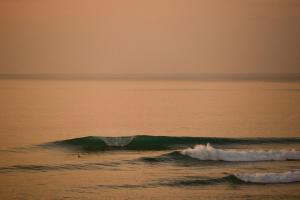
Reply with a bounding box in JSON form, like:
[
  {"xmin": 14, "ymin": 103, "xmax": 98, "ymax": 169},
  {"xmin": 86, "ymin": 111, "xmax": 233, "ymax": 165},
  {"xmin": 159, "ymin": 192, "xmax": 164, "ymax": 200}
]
[{"xmin": 0, "ymin": 79, "xmax": 299, "ymax": 199}]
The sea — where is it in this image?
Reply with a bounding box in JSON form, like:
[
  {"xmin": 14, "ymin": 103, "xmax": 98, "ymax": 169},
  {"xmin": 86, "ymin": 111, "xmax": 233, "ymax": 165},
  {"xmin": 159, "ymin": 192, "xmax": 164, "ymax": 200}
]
[{"xmin": 0, "ymin": 74, "xmax": 299, "ymax": 200}]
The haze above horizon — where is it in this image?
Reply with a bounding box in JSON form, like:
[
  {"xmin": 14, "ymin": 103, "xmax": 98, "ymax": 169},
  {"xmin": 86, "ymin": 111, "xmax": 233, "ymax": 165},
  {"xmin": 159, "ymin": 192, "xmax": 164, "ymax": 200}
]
[{"xmin": 0, "ymin": 0, "xmax": 299, "ymax": 74}]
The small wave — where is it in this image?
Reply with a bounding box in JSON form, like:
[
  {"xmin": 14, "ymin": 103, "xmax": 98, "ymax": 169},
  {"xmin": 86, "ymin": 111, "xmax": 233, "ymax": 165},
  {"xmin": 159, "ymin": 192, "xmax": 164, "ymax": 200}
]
[
  {"xmin": 163, "ymin": 175, "xmax": 242, "ymax": 187},
  {"xmin": 0, "ymin": 162, "xmax": 120, "ymax": 173},
  {"xmin": 234, "ymin": 171, "xmax": 300, "ymax": 183},
  {"xmin": 167, "ymin": 171, "xmax": 300, "ymax": 186},
  {"xmin": 139, "ymin": 151, "xmax": 244, "ymax": 167},
  {"xmin": 181, "ymin": 143, "xmax": 300, "ymax": 161},
  {"xmin": 96, "ymin": 176, "xmax": 237, "ymax": 189},
  {"xmin": 97, "ymin": 171, "xmax": 300, "ymax": 188},
  {"xmin": 41, "ymin": 135, "xmax": 300, "ymax": 152},
  {"xmin": 139, "ymin": 151, "xmax": 194, "ymax": 164}
]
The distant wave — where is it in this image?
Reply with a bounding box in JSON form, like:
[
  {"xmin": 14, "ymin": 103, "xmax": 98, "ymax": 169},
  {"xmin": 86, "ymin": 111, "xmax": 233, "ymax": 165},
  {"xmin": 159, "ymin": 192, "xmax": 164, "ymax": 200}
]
[
  {"xmin": 181, "ymin": 143, "xmax": 300, "ymax": 161},
  {"xmin": 41, "ymin": 135, "xmax": 300, "ymax": 152}
]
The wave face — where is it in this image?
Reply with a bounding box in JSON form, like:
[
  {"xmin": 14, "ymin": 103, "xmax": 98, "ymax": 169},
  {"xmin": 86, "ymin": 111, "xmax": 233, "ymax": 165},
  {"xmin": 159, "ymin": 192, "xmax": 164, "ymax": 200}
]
[
  {"xmin": 234, "ymin": 171, "xmax": 300, "ymax": 183},
  {"xmin": 100, "ymin": 136, "xmax": 135, "ymax": 147},
  {"xmin": 42, "ymin": 135, "xmax": 300, "ymax": 152},
  {"xmin": 97, "ymin": 171, "xmax": 300, "ymax": 188},
  {"xmin": 181, "ymin": 143, "xmax": 300, "ymax": 161},
  {"xmin": 167, "ymin": 171, "xmax": 300, "ymax": 186}
]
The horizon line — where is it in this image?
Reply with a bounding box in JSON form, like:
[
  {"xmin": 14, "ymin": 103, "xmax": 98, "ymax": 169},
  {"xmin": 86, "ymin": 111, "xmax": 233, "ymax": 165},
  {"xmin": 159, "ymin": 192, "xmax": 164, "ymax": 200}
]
[{"xmin": 1, "ymin": 73, "xmax": 300, "ymax": 82}]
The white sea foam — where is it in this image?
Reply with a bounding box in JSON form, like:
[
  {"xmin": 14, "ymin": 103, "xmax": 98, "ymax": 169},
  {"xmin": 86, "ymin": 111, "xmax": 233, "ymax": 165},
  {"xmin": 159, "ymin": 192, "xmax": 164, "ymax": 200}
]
[
  {"xmin": 100, "ymin": 136, "xmax": 135, "ymax": 147},
  {"xmin": 234, "ymin": 171, "xmax": 300, "ymax": 183},
  {"xmin": 181, "ymin": 143, "xmax": 300, "ymax": 161}
]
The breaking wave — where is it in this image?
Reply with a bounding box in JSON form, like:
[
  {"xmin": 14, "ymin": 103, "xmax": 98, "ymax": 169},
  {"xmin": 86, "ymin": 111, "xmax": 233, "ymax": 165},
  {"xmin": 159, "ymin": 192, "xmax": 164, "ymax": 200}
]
[
  {"xmin": 97, "ymin": 171, "xmax": 300, "ymax": 188},
  {"xmin": 100, "ymin": 136, "xmax": 134, "ymax": 147},
  {"xmin": 234, "ymin": 171, "xmax": 300, "ymax": 183},
  {"xmin": 41, "ymin": 135, "xmax": 300, "ymax": 152},
  {"xmin": 181, "ymin": 143, "xmax": 300, "ymax": 161},
  {"xmin": 166, "ymin": 171, "xmax": 300, "ymax": 186}
]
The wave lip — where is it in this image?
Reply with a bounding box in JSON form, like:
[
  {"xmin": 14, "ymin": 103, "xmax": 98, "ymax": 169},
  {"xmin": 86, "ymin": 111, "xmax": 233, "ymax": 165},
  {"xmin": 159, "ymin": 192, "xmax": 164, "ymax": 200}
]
[
  {"xmin": 234, "ymin": 171, "xmax": 300, "ymax": 183},
  {"xmin": 100, "ymin": 136, "xmax": 135, "ymax": 147},
  {"xmin": 181, "ymin": 143, "xmax": 300, "ymax": 161}
]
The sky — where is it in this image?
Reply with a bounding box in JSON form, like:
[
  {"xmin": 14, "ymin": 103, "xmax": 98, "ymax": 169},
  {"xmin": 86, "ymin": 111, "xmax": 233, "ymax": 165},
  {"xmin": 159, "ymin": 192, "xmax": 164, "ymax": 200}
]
[{"xmin": 0, "ymin": 0, "xmax": 299, "ymax": 74}]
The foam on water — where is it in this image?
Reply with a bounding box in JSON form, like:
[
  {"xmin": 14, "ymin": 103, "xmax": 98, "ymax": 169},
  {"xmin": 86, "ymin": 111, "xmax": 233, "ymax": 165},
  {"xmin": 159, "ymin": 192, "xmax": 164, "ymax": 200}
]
[
  {"xmin": 234, "ymin": 171, "xmax": 300, "ymax": 183},
  {"xmin": 165, "ymin": 171, "xmax": 300, "ymax": 186},
  {"xmin": 181, "ymin": 143, "xmax": 300, "ymax": 161}
]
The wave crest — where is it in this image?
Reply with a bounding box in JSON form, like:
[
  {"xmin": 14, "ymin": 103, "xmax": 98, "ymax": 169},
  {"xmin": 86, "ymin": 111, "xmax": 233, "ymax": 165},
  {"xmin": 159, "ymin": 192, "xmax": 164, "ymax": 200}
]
[
  {"xmin": 100, "ymin": 136, "xmax": 135, "ymax": 147},
  {"xmin": 234, "ymin": 171, "xmax": 300, "ymax": 183},
  {"xmin": 181, "ymin": 143, "xmax": 300, "ymax": 161},
  {"xmin": 166, "ymin": 171, "xmax": 300, "ymax": 186}
]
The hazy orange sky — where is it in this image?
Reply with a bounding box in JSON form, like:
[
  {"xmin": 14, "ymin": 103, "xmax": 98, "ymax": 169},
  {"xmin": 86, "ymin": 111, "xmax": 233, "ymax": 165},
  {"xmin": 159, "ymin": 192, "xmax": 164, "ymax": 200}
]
[{"xmin": 0, "ymin": 0, "xmax": 299, "ymax": 74}]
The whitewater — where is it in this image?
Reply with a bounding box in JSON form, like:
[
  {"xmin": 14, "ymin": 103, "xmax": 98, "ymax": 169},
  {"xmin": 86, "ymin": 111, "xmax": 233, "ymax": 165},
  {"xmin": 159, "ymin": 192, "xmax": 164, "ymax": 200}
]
[
  {"xmin": 181, "ymin": 143, "xmax": 300, "ymax": 161},
  {"xmin": 234, "ymin": 171, "xmax": 300, "ymax": 183}
]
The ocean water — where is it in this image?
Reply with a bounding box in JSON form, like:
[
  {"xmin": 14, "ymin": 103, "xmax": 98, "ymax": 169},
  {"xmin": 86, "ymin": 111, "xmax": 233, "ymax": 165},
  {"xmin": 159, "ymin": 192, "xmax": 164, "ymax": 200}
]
[{"xmin": 0, "ymin": 78, "xmax": 300, "ymax": 199}]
